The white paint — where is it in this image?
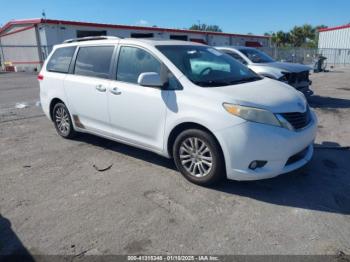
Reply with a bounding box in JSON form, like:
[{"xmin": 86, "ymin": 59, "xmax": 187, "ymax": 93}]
[{"xmin": 39, "ymin": 39, "xmax": 317, "ymax": 181}]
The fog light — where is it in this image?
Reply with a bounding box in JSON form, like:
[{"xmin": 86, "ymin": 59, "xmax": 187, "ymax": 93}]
[{"xmin": 249, "ymin": 160, "xmax": 267, "ymax": 170}]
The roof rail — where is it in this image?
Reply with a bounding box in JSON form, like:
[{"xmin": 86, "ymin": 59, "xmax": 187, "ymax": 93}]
[{"xmin": 63, "ymin": 36, "xmax": 121, "ymax": 43}]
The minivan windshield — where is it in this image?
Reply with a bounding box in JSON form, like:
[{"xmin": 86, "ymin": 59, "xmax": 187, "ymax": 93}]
[
  {"xmin": 156, "ymin": 45, "xmax": 261, "ymax": 87},
  {"xmin": 238, "ymin": 48, "xmax": 275, "ymax": 63}
]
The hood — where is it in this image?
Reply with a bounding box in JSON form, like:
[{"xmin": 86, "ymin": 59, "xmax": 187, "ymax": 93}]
[
  {"xmin": 207, "ymin": 78, "xmax": 307, "ymax": 113},
  {"xmin": 253, "ymin": 62, "xmax": 312, "ymax": 73}
]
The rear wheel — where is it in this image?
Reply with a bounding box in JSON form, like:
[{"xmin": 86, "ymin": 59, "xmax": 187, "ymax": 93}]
[
  {"xmin": 173, "ymin": 129, "xmax": 225, "ymax": 185},
  {"xmin": 52, "ymin": 102, "xmax": 76, "ymax": 139}
]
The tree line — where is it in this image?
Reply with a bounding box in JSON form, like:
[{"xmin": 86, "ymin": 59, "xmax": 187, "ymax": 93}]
[
  {"xmin": 189, "ymin": 23, "xmax": 223, "ymax": 32},
  {"xmin": 265, "ymin": 24, "xmax": 328, "ymax": 48},
  {"xmin": 188, "ymin": 23, "xmax": 329, "ymax": 49}
]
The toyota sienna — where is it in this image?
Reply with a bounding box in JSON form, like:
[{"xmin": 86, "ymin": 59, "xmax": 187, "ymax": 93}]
[{"xmin": 38, "ymin": 36, "xmax": 317, "ymax": 185}]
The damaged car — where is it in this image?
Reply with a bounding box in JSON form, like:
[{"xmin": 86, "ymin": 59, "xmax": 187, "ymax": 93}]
[{"xmin": 216, "ymin": 46, "xmax": 313, "ymax": 95}]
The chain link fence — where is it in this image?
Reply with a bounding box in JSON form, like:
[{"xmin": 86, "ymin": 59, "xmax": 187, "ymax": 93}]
[
  {"xmin": 261, "ymin": 47, "xmax": 350, "ymax": 67},
  {"xmin": 1, "ymin": 44, "xmax": 350, "ymax": 72}
]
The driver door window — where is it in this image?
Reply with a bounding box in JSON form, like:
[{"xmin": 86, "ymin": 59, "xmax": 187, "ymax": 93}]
[{"xmin": 117, "ymin": 46, "xmax": 161, "ymax": 84}]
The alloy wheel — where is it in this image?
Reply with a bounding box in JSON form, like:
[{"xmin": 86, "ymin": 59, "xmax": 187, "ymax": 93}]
[
  {"xmin": 55, "ymin": 106, "xmax": 70, "ymax": 136},
  {"xmin": 179, "ymin": 137, "xmax": 213, "ymax": 177}
]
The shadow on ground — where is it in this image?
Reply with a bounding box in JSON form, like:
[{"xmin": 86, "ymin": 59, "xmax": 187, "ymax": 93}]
[
  {"xmin": 76, "ymin": 134, "xmax": 350, "ymax": 215},
  {"xmin": 0, "ymin": 214, "xmax": 34, "ymax": 261},
  {"xmin": 75, "ymin": 133, "xmax": 175, "ymax": 171},
  {"xmin": 321, "ymin": 70, "xmax": 345, "ymax": 73},
  {"xmin": 212, "ymin": 142, "xmax": 350, "ymax": 215},
  {"xmin": 308, "ymin": 95, "xmax": 350, "ymax": 109}
]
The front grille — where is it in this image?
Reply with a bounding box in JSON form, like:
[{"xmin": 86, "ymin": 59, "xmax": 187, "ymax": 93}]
[
  {"xmin": 280, "ymin": 107, "xmax": 311, "ymax": 130},
  {"xmin": 285, "ymin": 147, "xmax": 309, "ymax": 166},
  {"xmin": 285, "ymin": 71, "xmax": 310, "ymax": 88}
]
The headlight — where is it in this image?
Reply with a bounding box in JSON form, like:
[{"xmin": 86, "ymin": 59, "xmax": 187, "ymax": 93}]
[{"xmin": 223, "ymin": 103, "xmax": 282, "ymax": 127}]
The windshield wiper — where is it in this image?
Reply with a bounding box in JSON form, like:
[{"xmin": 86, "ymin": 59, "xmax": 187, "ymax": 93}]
[
  {"xmin": 228, "ymin": 76, "xmax": 262, "ymax": 85},
  {"xmin": 193, "ymin": 80, "xmax": 231, "ymax": 87},
  {"xmin": 193, "ymin": 76, "xmax": 262, "ymax": 87}
]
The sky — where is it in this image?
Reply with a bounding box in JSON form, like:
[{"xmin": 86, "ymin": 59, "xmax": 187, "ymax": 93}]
[{"xmin": 1, "ymin": 0, "xmax": 349, "ymax": 35}]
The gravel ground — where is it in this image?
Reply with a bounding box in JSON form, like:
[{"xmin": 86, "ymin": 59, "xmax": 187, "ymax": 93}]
[{"xmin": 0, "ymin": 69, "xmax": 349, "ymax": 256}]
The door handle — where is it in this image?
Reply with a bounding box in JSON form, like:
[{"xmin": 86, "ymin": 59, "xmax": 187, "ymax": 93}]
[
  {"xmin": 95, "ymin": 84, "xmax": 106, "ymax": 92},
  {"xmin": 110, "ymin": 87, "xmax": 122, "ymax": 95}
]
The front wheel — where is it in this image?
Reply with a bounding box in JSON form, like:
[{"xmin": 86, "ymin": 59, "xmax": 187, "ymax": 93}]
[
  {"xmin": 173, "ymin": 129, "xmax": 225, "ymax": 185},
  {"xmin": 52, "ymin": 102, "xmax": 76, "ymax": 139}
]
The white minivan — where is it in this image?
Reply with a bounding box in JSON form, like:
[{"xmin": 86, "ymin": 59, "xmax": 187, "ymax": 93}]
[{"xmin": 39, "ymin": 36, "xmax": 317, "ymax": 185}]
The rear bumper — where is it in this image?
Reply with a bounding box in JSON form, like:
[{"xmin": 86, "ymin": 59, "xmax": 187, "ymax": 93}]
[
  {"xmin": 40, "ymin": 89, "xmax": 51, "ymax": 120},
  {"xmin": 214, "ymin": 110, "xmax": 317, "ymax": 181}
]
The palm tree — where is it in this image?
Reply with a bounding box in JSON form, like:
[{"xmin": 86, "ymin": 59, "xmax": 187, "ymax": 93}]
[
  {"xmin": 290, "ymin": 26, "xmax": 305, "ymax": 47},
  {"xmin": 271, "ymin": 31, "xmax": 290, "ymax": 47},
  {"xmin": 302, "ymin": 24, "xmax": 315, "ymax": 39},
  {"xmin": 268, "ymin": 24, "xmax": 328, "ymax": 48}
]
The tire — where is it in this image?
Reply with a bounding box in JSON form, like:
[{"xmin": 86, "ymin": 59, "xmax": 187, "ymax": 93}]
[
  {"xmin": 52, "ymin": 102, "xmax": 76, "ymax": 139},
  {"xmin": 173, "ymin": 129, "xmax": 225, "ymax": 186}
]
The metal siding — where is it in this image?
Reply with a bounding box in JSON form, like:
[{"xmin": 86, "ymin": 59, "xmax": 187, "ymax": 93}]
[
  {"xmin": 40, "ymin": 24, "xmax": 268, "ymax": 47},
  {"xmin": 0, "ymin": 27, "xmax": 37, "ymax": 45},
  {"xmin": 208, "ymin": 35, "xmax": 230, "ymax": 46},
  {"xmin": 0, "ymin": 27, "xmax": 40, "ymax": 71},
  {"xmin": 231, "ymin": 37, "xmax": 246, "ymax": 46},
  {"xmin": 319, "ymin": 27, "xmax": 350, "ymax": 49}
]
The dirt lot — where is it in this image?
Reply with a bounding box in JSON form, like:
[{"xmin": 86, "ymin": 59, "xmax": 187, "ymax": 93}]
[{"xmin": 0, "ymin": 69, "xmax": 349, "ymax": 256}]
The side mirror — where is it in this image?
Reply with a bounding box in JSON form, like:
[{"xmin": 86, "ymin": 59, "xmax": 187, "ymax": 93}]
[{"xmin": 137, "ymin": 72, "xmax": 163, "ymax": 87}]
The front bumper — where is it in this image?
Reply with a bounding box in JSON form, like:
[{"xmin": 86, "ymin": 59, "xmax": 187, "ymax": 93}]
[
  {"xmin": 293, "ymin": 80, "xmax": 313, "ymax": 95},
  {"xmin": 214, "ymin": 111, "xmax": 317, "ymax": 181},
  {"xmin": 281, "ymin": 80, "xmax": 313, "ymax": 95}
]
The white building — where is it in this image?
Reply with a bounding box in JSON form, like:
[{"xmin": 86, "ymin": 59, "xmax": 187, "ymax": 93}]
[
  {"xmin": 318, "ymin": 24, "xmax": 350, "ymax": 65},
  {"xmin": 0, "ymin": 18, "xmax": 270, "ymax": 71}
]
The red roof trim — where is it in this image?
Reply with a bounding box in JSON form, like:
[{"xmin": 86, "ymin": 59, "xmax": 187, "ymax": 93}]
[
  {"xmin": 0, "ymin": 25, "xmax": 35, "ymax": 37},
  {"xmin": 0, "ymin": 18, "xmax": 270, "ymax": 39},
  {"xmin": 319, "ymin": 24, "xmax": 350, "ymax": 32},
  {"xmin": 0, "ymin": 19, "xmax": 41, "ymax": 34}
]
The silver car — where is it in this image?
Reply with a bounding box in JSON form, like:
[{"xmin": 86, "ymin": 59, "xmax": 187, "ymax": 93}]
[{"xmin": 216, "ymin": 46, "xmax": 313, "ymax": 95}]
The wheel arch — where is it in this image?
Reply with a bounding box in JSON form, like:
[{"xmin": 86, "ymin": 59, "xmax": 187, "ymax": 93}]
[
  {"xmin": 166, "ymin": 122, "xmax": 225, "ymax": 162},
  {"xmin": 49, "ymin": 98, "xmax": 65, "ymax": 121}
]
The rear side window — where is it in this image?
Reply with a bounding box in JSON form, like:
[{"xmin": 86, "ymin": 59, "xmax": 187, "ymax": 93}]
[
  {"xmin": 117, "ymin": 46, "xmax": 161, "ymax": 84},
  {"xmin": 47, "ymin": 46, "xmax": 76, "ymax": 73},
  {"xmin": 74, "ymin": 46, "xmax": 114, "ymax": 79}
]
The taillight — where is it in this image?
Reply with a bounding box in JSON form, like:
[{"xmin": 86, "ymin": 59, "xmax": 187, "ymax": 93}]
[{"xmin": 37, "ymin": 74, "xmax": 44, "ymax": 81}]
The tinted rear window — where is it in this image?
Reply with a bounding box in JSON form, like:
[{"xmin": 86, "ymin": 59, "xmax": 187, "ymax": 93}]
[
  {"xmin": 74, "ymin": 46, "xmax": 114, "ymax": 79},
  {"xmin": 47, "ymin": 46, "xmax": 76, "ymax": 73}
]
